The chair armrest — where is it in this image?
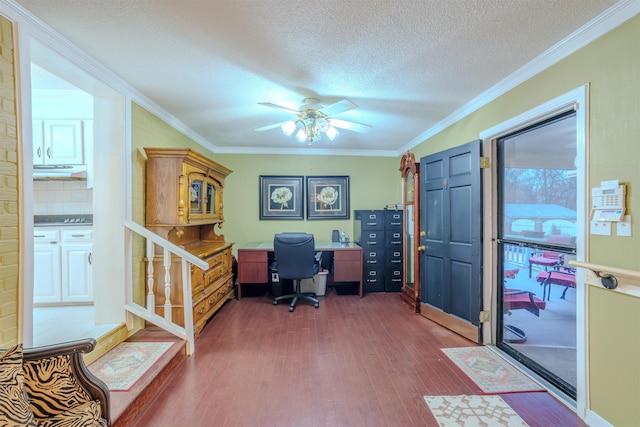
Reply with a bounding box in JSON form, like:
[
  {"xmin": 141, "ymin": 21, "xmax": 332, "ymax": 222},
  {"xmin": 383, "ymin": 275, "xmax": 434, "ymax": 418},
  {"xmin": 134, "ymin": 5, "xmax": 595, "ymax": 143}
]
[{"xmin": 23, "ymin": 338, "xmax": 110, "ymax": 425}]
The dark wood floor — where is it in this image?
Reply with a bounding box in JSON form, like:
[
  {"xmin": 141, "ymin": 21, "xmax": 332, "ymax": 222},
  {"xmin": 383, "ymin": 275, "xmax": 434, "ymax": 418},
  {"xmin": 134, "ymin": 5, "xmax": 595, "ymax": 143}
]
[{"xmin": 132, "ymin": 287, "xmax": 586, "ymax": 427}]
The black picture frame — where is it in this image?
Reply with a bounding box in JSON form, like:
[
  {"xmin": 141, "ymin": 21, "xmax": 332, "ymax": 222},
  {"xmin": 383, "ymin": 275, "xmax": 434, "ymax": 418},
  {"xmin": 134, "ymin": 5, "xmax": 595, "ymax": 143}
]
[
  {"xmin": 306, "ymin": 176, "xmax": 350, "ymax": 220},
  {"xmin": 259, "ymin": 175, "xmax": 304, "ymax": 220}
]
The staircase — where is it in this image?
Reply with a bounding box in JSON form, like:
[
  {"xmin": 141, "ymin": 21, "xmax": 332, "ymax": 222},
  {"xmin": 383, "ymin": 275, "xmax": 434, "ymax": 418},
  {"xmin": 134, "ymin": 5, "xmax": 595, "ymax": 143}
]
[{"xmin": 109, "ymin": 327, "xmax": 187, "ymax": 427}]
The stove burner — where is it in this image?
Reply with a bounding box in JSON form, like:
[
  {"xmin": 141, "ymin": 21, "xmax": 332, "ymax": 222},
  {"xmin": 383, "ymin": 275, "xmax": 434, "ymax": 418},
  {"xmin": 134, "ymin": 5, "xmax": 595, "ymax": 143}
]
[{"xmin": 63, "ymin": 218, "xmax": 88, "ymax": 224}]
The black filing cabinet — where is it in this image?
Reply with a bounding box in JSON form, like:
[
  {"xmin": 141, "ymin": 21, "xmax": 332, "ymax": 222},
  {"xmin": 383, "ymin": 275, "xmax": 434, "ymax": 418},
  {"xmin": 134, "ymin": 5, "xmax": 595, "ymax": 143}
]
[{"xmin": 354, "ymin": 209, "xmax": 403, "ymax": 293}]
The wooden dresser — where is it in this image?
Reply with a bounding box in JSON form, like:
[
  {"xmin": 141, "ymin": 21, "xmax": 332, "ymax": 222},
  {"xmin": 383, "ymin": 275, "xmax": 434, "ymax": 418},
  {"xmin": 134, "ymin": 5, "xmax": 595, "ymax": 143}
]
[{"xmin": 144, "ymin": 147, "xmax": 233, "ymax": 337}]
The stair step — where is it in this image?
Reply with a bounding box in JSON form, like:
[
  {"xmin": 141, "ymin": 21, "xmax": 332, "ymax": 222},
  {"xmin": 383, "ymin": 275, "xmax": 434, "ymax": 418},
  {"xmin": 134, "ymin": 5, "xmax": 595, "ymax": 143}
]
[{"xmin": 109, "ymin": 328, "xmax": 186, "ymax": 427}]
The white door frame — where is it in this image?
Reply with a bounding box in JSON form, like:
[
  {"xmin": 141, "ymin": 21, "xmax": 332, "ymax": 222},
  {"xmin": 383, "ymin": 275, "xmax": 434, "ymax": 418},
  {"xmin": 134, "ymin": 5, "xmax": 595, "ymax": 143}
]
[
  {"xmin": 15, "ymin": 26, "xmax": 128, "ymax": 346},
  {"xmin": 479, "ymin": 85, "xmax": 589, "ymax": 418}
]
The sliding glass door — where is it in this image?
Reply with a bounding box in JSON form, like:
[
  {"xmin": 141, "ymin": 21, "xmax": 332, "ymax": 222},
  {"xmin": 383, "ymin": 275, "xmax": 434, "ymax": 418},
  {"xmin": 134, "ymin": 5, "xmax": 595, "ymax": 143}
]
[{"xmin": 496, "ymin": 111, "xmax": 578, "ymax": 398}]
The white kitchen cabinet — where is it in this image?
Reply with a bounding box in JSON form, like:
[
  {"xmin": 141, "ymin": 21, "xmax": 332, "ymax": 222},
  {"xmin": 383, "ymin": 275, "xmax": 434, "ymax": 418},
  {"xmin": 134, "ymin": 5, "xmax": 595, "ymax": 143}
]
[
  {"xmin": 61, "ymin": 229, "xmax": 93, "ymax": 302},
  {"xmin": 32, "ymin": 121, "xmax": 44, "ymax": 165},
  {"xmin": 33, "ymin": 228, "xmax": 93, "ymax": 304},
  {"xmin": 33, "ymin": 120, "xmax": 84, "ymax": 165},
  {"xmin": 33, "ymin": 230, "xmax": 61, "ymax": 304},
  {"xmin": 60, "ymin": 230, "xmax": 93, "ymax": 302}
]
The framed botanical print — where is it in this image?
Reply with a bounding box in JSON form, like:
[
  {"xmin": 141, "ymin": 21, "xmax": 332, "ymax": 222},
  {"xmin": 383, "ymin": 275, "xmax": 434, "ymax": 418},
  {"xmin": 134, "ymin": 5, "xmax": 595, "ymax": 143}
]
[
  {"xmin": 259, "ymin": 175, "xmax": 304, "ymax": 220},
  {"xmin": 306, "ymin": 176, "xmax": 350, "ymax": 220}
]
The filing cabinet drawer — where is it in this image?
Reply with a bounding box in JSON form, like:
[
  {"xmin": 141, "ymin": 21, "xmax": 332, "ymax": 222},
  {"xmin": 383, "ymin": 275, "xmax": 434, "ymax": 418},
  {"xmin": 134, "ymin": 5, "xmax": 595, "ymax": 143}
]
[
  {"xmin": 360, "ymin": 230, "xmax": 384, "ymax": 246},
  {"xmin": 385, "ymin": 211, "xmax": 403, "ymax": 230},
  {"xmin": 356, "ymin": 210, "xmax": 384, "ymax": 229},
  {"xmin": 386, "ymin": 249, "xmax": 402, "ymax": 266},
  {"xmin": 363, "ymin": 267, "xmax": 384, "ymax": 292},
  {"xmin": 385, "ymin": 267, "xmax": 403, "ymax": 292},
  {"xmin": 385, "ymin": 230, "xmax": 402, "ymax": 248},
  {"xmin": 363, "ymin": 249, "xmax": 385, "ymax": 266}
]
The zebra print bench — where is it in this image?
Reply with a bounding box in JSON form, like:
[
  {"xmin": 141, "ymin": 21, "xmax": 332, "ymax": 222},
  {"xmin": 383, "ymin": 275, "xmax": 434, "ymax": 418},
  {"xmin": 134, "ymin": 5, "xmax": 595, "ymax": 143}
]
[{"xmin": 1, "ymin": 338, "xmax": 110, "ymax": 426}]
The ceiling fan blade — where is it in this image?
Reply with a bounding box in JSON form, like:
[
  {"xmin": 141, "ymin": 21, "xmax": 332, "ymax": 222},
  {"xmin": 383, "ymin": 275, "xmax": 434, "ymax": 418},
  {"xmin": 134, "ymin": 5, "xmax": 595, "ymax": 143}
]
[
  {"xmin": 258, "ymin": 102, "xmax": 300, "ymax": 114},
  {"xmin": 318, "ymin": 99, "xmax": 357, "ymax": 117},
  {"xmin": 330, "ymin": 118, "xmax": 372, "ymax": 133},
  {"xmin": 254, "ymin": 121, "xmax": 291, "ymax": 132}
]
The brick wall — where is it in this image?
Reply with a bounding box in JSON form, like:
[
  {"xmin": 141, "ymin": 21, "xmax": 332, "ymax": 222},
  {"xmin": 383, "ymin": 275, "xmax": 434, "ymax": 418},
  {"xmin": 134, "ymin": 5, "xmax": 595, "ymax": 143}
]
[{"xmin": 0, "ymin": 16, "xmax": 19, "ymax": 347}]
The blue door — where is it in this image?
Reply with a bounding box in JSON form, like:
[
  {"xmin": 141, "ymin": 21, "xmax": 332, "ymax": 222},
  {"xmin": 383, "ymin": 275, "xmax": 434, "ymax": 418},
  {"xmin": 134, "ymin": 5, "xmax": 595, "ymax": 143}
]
[{"xmin": 419, "ymin": 140, "xmax": 483, "ymax": 343}]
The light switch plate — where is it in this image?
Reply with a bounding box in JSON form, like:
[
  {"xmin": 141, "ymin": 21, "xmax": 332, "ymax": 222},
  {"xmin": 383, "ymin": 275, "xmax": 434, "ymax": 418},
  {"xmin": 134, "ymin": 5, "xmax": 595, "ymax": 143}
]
[
  {"xmin": 616, "ymin": 215, "xmax": 632, "ymax": 237},
  {"xmin": 590, "ymin": 220, "xmax": 611, "ymax": 236}
]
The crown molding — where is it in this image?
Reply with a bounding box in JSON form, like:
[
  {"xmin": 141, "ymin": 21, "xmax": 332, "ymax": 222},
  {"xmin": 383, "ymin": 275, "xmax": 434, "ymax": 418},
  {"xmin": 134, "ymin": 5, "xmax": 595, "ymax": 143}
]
[
  {"xmin": 1, "ymin": 0, "xmax": 216, "ymax": 152},
  {"xmin": 213, "ymin": 145, "xmax": 397, "ymax": 157},
  {"xmin": 3, "ymin": 0, "xmax": 637, "ymax": 158}
]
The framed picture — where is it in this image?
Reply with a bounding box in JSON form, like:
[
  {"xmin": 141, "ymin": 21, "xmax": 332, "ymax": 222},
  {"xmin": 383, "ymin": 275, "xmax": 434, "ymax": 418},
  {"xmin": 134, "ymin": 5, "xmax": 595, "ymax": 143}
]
[
  {"xmin": 259, "ymin": 176, "xmax": 304, "ymax": 220},
  {"xmin": 306, "ymin": 176, "xmax": 350, "ymax": 220}
]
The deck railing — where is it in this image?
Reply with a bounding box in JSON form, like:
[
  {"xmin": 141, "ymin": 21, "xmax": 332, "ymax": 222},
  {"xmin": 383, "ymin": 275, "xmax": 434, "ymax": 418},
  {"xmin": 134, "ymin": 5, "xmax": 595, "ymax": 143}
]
[
  {"xmin": 503, "ymin": 243, "xmax": 532, "ymax": 268},
  {"xmin": 123, "ymin": 220, "xmax": 207, "ymax": 355}
]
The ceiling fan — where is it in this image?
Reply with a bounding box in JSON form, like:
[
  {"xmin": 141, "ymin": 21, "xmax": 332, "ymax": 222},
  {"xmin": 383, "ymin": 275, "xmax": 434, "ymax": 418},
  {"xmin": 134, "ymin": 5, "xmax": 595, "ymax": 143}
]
[{"xmin": 255, "ymin": 98, "xmax": 371, "ymax": 145}]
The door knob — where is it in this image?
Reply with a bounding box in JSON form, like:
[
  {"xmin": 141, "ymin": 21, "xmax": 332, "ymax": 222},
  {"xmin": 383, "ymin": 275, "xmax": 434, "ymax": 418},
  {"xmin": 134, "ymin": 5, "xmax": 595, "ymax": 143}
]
[
  {"xmin": 418, "ymin": 245, "xmax": 426, "ymax": 252},
  {"xmin": 420, "ymin": 231, "xmax": 426, "ymax": 237}
]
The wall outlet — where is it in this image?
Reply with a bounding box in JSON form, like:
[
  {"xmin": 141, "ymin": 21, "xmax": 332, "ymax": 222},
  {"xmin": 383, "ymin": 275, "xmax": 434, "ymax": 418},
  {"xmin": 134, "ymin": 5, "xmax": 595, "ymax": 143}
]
[
  {"xmin": 616, "ymin": 215, "xmax": 632, "ymax": 237},
  {"xmin": 590, "ymin": 220, "xmax": 611, "ymax": 236}
]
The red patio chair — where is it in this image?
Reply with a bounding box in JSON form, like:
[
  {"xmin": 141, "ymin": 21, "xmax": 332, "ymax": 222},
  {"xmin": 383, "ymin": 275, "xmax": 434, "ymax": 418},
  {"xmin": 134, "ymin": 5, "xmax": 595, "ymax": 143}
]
[{"xmin": 503, "ymin": 268, "xmax": 546, "ymax": 343}]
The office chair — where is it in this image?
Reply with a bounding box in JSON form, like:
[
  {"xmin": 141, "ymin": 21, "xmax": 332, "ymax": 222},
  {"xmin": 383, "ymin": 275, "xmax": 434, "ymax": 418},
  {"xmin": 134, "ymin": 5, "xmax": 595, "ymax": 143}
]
[{"xmin": 273, "ymin": 232, "xmax": 319, "ymax": 312}]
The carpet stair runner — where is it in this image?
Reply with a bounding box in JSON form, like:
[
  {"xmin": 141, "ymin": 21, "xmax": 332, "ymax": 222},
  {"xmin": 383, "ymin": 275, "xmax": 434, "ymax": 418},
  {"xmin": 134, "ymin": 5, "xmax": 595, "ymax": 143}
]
[{"xmin": 106, "ymin": 327, "xmax": 186, "ymax": 427}]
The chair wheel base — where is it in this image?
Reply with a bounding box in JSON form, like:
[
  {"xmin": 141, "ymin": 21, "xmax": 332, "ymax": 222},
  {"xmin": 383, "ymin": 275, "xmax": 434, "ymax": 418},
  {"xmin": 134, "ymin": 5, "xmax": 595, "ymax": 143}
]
[
  {"xmin": 314, "ymin": 303, "xmax": 319, "ymax": 308},
  {"xmin": 504, "ymin": 324, "xmax": 527, "ymax": 344},
  {"xmin": 289, "ymin": 306, "xmax": 294, "ymax": 312},
  {"xmin": 273, "ymin": 300, "xmax": 278, "ymax": 305}
]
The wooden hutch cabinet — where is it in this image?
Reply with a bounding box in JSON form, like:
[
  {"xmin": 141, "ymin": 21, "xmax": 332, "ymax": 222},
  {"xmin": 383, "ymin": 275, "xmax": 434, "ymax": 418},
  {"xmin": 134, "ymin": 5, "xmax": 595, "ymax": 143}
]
[{"xmin": 144, "ymin": 148, "xmax": 234, "ymax": 337}]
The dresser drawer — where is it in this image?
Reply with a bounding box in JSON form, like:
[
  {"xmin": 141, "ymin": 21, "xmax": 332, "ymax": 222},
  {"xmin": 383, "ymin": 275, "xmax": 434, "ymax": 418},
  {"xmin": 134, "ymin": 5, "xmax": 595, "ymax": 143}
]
[
  {"xmin": 193, "ymin": 299, "xmax": 208, "ymax": 324},
  {"xmin": 206, "ymin": 278, "xmax": 233, "ymax": 312}
]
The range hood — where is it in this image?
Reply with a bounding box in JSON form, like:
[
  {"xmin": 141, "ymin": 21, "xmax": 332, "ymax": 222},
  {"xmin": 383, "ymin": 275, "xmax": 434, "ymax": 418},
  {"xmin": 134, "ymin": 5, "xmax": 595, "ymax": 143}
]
[{"xmin": 33, "ymin": 164, "xmax": 87, "ymax": 180}]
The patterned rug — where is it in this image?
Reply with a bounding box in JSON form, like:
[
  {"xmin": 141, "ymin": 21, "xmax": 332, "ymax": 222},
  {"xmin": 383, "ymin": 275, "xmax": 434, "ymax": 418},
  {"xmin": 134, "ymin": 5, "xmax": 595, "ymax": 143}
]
[
  {"xmin": 424, "ymin": 395, "xmax": 529, "ymax": 426},
  {"xmin": 441, "ymin": 347, "xmax": 545, "ymax": 394},
  {"xmin": 89, "ymin": 342, "xmax": 174, "ymax": 391}
]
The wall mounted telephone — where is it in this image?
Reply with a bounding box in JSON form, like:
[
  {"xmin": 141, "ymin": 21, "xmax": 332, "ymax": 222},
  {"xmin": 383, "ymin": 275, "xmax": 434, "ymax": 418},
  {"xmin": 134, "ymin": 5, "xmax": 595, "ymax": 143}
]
[{"xmin": 591, "ymin": 183, "xmax": 626, "ymax": 222}]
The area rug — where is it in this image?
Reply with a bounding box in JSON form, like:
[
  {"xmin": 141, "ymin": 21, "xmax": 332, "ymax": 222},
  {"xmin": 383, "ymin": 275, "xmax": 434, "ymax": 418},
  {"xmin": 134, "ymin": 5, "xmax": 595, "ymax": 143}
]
[
  {"xmin": 424, "ymin": 395, "xmax": 529, "ymax": 427},
  {"xmin": 441, "ymin": 347, "xmax": 545, "ymax": 394},
  {"xmin": 89, "ymin": 342, "xmax": 174, "ymax": 391}
]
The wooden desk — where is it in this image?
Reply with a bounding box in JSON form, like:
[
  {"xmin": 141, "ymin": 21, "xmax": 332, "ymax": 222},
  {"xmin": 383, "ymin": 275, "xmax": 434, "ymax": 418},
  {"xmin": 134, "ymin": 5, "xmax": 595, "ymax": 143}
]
[{"xmin": 237, "ymin": 241, "xmax": 363, "ymax": 298}]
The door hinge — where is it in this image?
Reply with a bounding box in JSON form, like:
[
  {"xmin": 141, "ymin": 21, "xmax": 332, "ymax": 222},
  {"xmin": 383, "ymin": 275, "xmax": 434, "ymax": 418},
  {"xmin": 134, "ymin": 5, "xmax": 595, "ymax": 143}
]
[
  {"xmin": 480, "ymin": 157, "xmax": 491, "ymax": 169},
  {"xmin": 479, "ymin": 310, "xmax": 490, "ymax": 323}
]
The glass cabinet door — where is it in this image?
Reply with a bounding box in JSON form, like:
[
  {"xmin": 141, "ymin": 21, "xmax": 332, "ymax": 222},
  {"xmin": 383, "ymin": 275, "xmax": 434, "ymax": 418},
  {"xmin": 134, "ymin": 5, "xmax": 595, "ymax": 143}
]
[
  {"xmin": 190, "ymin": 179, "xmax": 203, "ymax": 214},
  {"xmin": 187, "ymin": 171, "xmax": 222, "ymax": 223},
  {"xmin": 206, "ymin": 182, "xmax": 215, "ymax": 215}
]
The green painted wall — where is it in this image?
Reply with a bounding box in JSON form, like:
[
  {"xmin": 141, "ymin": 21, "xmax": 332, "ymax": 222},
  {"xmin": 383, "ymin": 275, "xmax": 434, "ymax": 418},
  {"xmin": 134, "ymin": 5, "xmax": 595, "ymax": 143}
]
[
  {"xmin": 408, "ymin": 15, "xmax": 640, "ymax": 426},
  {"xmin": 129, "ymin": 14, "xmax": 640, "ymax": 426},
  {"xmin": 217, "ymin": 154, "xmax": 399, "ymax": 249}
]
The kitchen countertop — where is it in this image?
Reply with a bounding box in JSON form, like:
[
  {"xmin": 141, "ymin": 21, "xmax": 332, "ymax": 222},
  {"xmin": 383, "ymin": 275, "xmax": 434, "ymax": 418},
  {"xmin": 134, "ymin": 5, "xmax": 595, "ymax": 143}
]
[{"xmin": 34, "ymin": 214, "xmax": 93, "ymax": 227}]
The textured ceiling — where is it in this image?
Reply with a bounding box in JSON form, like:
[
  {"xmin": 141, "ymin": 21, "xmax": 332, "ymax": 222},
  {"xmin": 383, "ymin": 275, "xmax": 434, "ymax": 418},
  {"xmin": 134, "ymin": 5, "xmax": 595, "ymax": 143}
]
[{"xmin": 15, "ymin": 0, "xmax": 619, "ymax": 155}]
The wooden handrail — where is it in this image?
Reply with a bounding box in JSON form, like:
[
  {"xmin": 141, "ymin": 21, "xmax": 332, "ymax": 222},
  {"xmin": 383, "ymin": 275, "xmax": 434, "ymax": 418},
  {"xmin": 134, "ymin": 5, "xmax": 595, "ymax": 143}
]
[
  {"xmin": 123, "ymin": 220, "xmax": 200, "ymax": 355},
  {"xmin": 569, "ymin": 260, "xmax": 640, "ymax": 280},
  {"xmin": 124, "ymin": 220, "xmax": 207, "ymax": 269},
  {"xmin": 569, "ymin": 260, "xmax": 640, "ymax": 299}
]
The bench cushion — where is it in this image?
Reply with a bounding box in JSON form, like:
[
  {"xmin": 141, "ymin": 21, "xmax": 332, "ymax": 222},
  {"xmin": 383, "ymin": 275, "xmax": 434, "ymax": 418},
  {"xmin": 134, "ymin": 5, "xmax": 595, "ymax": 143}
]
[{"xmin": 0, "ymin": 344, "xmax": 37, "ymax": 426}]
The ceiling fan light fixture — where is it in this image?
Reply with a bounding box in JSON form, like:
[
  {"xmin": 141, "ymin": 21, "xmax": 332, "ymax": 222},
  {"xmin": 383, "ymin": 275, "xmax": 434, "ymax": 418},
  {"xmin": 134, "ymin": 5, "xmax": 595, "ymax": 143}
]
[
  {"xmin": 326, "ymin": 126, "xmax": 339, "ymax": 141},
  {"xmin": 257, "ymin": 98, "xmax": 370, "ymax": 146},
  {"xmin": 281, "ymin": 120, "xmax": 297, "ymax": 136},
  {"xmin": 316, "ymin": 117, "xmax": 329, "ymax": 132},
  {"xmin": 295, "ymin": 128, "xmax": 307, "ymax": 143}
]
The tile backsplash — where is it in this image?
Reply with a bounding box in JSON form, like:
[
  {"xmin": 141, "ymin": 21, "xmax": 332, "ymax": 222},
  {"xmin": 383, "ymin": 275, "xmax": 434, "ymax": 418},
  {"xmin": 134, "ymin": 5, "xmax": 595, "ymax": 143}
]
[{"xmin": 33, "ymin": 180, "xmax": 93, "ymax": 215}]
